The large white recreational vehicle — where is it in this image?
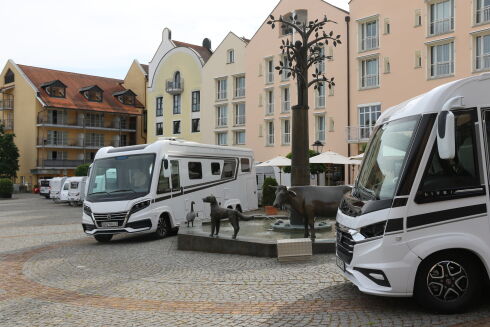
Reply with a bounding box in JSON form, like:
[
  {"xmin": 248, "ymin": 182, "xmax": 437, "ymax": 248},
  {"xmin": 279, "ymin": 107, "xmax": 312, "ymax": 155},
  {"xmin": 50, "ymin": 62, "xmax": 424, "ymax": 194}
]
[
  {"xmin": 82, "ymin": 139, "xmax": 258, "ymax": 242},
  {"xmin": 336, "ymin": 73, "xmax": 490, "ymax": 312}
]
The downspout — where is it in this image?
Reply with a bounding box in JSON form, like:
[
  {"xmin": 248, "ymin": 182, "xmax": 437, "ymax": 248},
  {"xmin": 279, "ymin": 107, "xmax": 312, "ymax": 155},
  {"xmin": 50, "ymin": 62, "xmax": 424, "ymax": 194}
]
[{"xmin": 345, "ymin": 15, "xmax": 351, "ymax": 182}]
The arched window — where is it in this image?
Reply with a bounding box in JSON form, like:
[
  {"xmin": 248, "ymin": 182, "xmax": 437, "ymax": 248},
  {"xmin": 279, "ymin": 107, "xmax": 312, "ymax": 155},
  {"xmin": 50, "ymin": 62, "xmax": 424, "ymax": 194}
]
[{"xmin": 174, "ymin": 71, "xmax": 181, "ymax": 88}]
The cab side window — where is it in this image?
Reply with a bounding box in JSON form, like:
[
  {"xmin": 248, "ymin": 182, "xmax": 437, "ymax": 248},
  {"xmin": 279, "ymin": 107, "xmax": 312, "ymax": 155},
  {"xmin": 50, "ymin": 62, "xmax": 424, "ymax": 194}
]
[
  {"xmin": 417, "ymin": 110, "xmax": 481, "ymax": 202},
  {"xmin": 188, "ymin": 162, "xmax": 202, "ymax": 180},
  {"xmin": 157, "ymin": 159, "xmax": 180, "ymax": 194},
  {"xmin": 222, "ymin": 159, "xmax": 237, "ymax": 178},
  {"xmin": 240, "ymin": 158, "xmax": 250, "ymax": 173}
]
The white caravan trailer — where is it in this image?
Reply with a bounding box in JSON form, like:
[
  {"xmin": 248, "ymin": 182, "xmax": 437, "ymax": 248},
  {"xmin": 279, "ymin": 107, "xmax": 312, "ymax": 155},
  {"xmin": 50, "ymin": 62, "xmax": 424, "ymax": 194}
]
[
  {"xmin": 82, "ymin": 139, "xmax": 258, "ymax": 242},
  {"xmin": 49, "ymin": 177, "xmax": 67, "ymax": 200},
  {"xmin": 67, "ymin": 176, "xmax": 87, "ymax": 206},
  {"xmin": 336, "ymin": 73, "xmax": 490, "ymax": 312}
]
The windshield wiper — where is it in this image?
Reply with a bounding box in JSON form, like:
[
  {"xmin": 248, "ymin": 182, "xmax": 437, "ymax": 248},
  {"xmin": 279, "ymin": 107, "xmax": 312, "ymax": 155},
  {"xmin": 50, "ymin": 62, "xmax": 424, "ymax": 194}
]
[{"xmin": 108, "ymin": 189, "xmax": 136, "ymax": 194}]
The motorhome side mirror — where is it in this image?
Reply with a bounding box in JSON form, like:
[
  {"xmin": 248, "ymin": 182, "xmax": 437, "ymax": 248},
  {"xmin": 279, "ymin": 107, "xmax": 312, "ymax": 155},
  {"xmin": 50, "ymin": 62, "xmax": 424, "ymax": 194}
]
[
  {"xmin": 162, "ymin": 159, "xmax": 171, "ymax": 178},
  {"xmin": 437, "ymin": 110, "xmax": 456, "ymax": 160}
]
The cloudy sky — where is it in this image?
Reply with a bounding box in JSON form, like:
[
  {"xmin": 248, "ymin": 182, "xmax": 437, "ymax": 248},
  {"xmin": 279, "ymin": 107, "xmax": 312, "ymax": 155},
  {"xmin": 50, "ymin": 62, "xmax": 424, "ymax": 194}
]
[{"xmin": 1, "ymin": 0, "xmax": 349, "ymax": 79}]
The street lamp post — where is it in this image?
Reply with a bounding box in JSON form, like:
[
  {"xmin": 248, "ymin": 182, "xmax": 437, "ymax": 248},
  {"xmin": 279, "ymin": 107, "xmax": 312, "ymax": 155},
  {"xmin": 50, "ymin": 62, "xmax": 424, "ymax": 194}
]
[{"xmin": 312, "ymin": 140, "xmax": 323, "ymax": 185}]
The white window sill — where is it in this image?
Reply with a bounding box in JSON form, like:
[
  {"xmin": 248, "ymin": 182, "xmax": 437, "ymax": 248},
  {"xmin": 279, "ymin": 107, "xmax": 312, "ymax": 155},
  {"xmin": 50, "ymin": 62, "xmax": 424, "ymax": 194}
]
[{"xmin": 428, "ymin": 74, "xmax": 454, "ymax": 80}]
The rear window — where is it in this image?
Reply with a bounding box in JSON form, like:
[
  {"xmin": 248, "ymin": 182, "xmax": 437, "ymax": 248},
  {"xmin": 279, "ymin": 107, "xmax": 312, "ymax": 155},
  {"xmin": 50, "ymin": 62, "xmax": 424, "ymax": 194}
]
[
  {"xmin": 41, "ymin": 181, "xmax": 50, "ymax": 187},
  {"xmin": 70, "ymin": 182, "xmax": 79, "ymax": 189}
]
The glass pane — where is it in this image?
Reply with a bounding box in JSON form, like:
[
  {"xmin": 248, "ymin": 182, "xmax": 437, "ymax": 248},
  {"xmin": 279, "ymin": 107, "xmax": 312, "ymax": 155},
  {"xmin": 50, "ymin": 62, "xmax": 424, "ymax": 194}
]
[
  {"xmin": 419, "ymin": 110, "xmax": 480, "ymax": 193},
  {"xmin": 188, "ymin": 162, "xmax": 202, "ymax": 180}
]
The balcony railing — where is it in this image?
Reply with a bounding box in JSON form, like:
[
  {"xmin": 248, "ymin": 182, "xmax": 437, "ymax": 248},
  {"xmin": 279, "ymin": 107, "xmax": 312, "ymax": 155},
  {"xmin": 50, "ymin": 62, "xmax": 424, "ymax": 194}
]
[
  {"xmin": 37, "ymin": 117, "xmax": 136, "ymax": 131},
  {"xmin": 0, "ymin": 119, "xmax": 13, "ymax": 130},
  {"xmin": 216, "ymin": 116, "xmax": 228, "ymax": 128},
  {"xmin": 266, "ymin": 72, "xmax": 274, "ymax": 83},
  {"xmin": 40, "ymin": 159, "xmax": 86, "ymax": 168},
  {"xmin": 266, "ymin": 103, "xmax": 274, "ymax": 115},
  {"xmin": 476, "ymin": 54, "xmax": 490, "ymax": 70},
  {"xmin": 0, "ymin": 98, "xmax": 14, "ymax": 110},
  {"xmin": 361, "ymin": 36, "xmax": 378, "ymax": 51},
  {"xmin": 430, "ymin": 18, "xmax": 453, "ymax": 35},
  {"xmin": 431, "ymin": 62, "xmax": 453, "ymax": 77},
  {"xmin": 282, "ymin": 133, "xmax": 291, "ymax": 145},
  {"xmin": 234, "ymin": 115, "xmax": 245, "ymax": 126},
  {"xmin": 38, "ymin": 137, "xmax": 131, "ymax": 149},
  {"xmin": 235, "ymin": 88, "xmax": 245, "ymax": 98},
  {"xmin": 281, "ymin": 101, "xmax": 291, "ymax": 113},
  {"xmin": 361, "ymin": 74, "xmax": 379, "ymax": 88},
  {"xmin": 166, "ymin": 80, "xmax": 184, "ymax": 94},
  {"xmin": 346, "ymin": 125, "xmax": 375, "ymax": 143},
  {"xmin": 477, "ymin": 6, "xmax": 490, "ymax": 24}
]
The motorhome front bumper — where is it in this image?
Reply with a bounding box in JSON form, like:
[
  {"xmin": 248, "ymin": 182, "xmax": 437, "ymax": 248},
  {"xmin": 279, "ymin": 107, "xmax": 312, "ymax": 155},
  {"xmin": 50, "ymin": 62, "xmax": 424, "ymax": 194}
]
[
  {"xmin": 336, "ymin": 222, "xmax": 420, "ymax": 297},
  {"xmin": 82, "ymin": 221, "xmax": 152, "ymax": 235}
]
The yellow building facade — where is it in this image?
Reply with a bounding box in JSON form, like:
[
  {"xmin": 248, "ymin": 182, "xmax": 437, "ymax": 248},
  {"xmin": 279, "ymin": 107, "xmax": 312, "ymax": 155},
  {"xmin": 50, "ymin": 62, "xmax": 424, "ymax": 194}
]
[
  {"xmin": 147, "ymin": 28, "xmax": 212, "ymax": 143},
  {"xmin": 0, "ymin": 60, "xmax": 147, "ymax": 187}
]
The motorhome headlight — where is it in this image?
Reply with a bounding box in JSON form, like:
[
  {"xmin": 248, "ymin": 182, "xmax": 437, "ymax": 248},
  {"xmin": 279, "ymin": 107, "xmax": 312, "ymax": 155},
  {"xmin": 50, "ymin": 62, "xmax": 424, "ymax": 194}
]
[
  {"xmin": 129, "ymin": 200, "xmax": 151, "ymax": 216},
  {"xmin": 359, "ymin": 221, "xmax": 387, "ymax": 239},
  {"xmin": 83, "ymin": 205, "xmax": 92, "ymax": 216}
]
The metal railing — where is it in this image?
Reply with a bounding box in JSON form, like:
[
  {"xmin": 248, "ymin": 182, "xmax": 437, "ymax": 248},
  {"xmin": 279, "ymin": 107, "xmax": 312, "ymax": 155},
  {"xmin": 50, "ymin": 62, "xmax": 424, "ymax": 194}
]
[
  {"xmin": 266, "ymin": 72, "xmax": 274, "ymax": 83},
  {"xmin": 0, "ymin": 98, "xmax": 14, "ymax": 110},
  {"xmin": 235, "ymin": 87, "xmax": 245, "ymax": 98},
  {"xmin": 38, "ymin": 137, "xmax": 130, "ymax": 148},
  {"xmin": 361, "ymin": 74, "xmax": 379, "ymax": 88},
  {"xmin": 316, "ymin": 95, "xmax": 326, "ymax": 108},
  {"xmin": 36, "ymin": 117, "xmax": 136, "ymax": 130},
  {"xmin": 216, "ymin": 115, "xmax": 228, "ymax": 128},
  {"xmin": 282, "ymin": 133, "xmax": 291, "ymax": 145},
  {"xmin": 477, "ymin": 6, "xmax": 490, "ymax": 23},
  {"xmin": 166, "ymin": 80, "xmax": 184, "ymax": 94},
  {"xmin": 40, "ymin": 159, "xmax": 86, "ymax": 168},
  {"xmin": 431, "ymin": 62, "xmax": 453, "ymax": 77},
  {"xmin": 266, "ymin": 102, "xmax": 274, "ymax": 115},
  {"xmin": 281, "ymin": 101, "xmax": 291, "ymax": 113},
  {"xmin": 345, "ymin": 125, "xmax": 375, "ymax": 143},
  {"xmin": 0, "ymin": 119, "xmax": 13, "ymax": 130},
  {"xmin": 476, "ymin": 54, "xmax": 490, "ymax": 70},
  {"xmin": 430, "ymin": 18, "xmax": 453, "ymax": 35},
  {"xmin": 362, "ymin": 36, "xmax": 378, "ymax": 50},
  {"xmin": 234, "ymin": 114, "xmax": 245, "ymax": 126}
]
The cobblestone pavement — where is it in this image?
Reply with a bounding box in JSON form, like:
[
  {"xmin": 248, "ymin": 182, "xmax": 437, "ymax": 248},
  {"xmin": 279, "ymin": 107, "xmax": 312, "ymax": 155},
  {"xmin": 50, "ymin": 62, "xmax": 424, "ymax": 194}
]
[{"xmin": 2, "ymin": 194, "xmax": 490, "ymax": 326}]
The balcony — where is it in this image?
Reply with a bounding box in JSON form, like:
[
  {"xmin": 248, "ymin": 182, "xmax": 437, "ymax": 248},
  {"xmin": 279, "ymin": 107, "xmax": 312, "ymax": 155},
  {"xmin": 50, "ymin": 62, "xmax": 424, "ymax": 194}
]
[
  {"xmin": 0, "ymin": 119, "xmax": 13, "ymax": 130},
  {"xmin": 346, "ymin": 126, "xmax": 374, "ymax": 143},
  {"xmin": 166, "ymin": 80, "xmax": 184, "ymax": 94},
  {"xmin": 37, "ymin": 136, "xmax": 132, "ymax": 149},
  {"xmin": 36, "ymin": 117, "xmax": 136, "ymax": 131},
  {"xmin": 430, "ymin": 18, "xmax": 453, "ymax": 36},
  {"xmin": 39, "ymin": 159, "xmax": 86, "ymax": 168},
  {"xmin": 0, "ymin": 98, "xmax": 14, "ymax": 110}
]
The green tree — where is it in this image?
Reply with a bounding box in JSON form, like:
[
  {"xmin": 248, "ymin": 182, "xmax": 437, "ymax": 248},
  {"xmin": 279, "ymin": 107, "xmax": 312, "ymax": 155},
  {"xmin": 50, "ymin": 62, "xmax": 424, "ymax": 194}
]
[
  {"xmin": 0, "ymin": 125, "xmax": 19, "ymax": 179},
  {"xmin": 283, "ymin": 150, "xmax": 325, "ymax": 175},
  {"xmin": 75, "ymin": 163, "xmax": 90, "ymax": 176},
  {"xmin": 262, "ymin": 177, "xmax": 278, "ymax": 206}
]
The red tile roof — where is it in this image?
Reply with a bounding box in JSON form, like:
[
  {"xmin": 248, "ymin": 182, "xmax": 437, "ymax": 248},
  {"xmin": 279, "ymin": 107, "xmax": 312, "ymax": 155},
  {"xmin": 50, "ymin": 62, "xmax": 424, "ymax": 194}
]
[
  {"xmin": 18, "ymin": 65, "xmax": 143, "ymax": 115},
  {"xmin": 173, "ymin": 41, "xmax": 213, "ymax": 63}
]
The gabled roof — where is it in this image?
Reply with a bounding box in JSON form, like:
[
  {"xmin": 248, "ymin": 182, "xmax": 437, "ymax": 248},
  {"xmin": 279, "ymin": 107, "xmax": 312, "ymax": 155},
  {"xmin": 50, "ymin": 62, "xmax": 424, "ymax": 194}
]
[
  {"xmin": 173, "ymin": 40, "xmax": 213, "ymax": 63},
  {"xmin": 112, "ymin": 89, "xmax": 136, "ymax": 97},
  {"xmin": 18, "ymin": 64, "xmax": 143, "ymax": 115}
]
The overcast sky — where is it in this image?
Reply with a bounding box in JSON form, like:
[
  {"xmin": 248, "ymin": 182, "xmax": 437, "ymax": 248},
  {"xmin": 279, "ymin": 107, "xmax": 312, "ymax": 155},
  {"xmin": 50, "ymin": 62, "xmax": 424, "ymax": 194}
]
[{"xmin": 1, "ymin": 0, "xmax": 349, "ymax": 79}]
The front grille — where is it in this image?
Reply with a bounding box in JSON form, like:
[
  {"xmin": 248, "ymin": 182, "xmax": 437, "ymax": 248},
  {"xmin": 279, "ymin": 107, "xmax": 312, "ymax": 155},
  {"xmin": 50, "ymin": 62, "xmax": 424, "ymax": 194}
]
[
  {"xmin": 336, "ymin": 223, "xmax": 355, "ymax": 264},
  {"xmin": 126, "ymin": 219, "xmax": 152, "ymax": 229},
  {"xmin": 93, "ymin": 211, "xmax": 128, "ymax": 227}
]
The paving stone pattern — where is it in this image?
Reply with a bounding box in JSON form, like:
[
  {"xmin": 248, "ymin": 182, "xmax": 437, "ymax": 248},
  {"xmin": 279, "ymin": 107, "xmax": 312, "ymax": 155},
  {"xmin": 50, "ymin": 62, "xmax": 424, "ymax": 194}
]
[{"xmin": 1, "ymin": 194, "xmax": 490, "ymax": 326}]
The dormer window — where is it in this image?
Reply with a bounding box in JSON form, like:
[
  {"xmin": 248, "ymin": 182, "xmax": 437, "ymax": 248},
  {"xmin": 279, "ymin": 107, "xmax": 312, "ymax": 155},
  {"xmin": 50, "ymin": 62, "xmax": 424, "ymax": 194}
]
[
  {"xmin": 113, "ymin": 89, "xmax": 136, "ymax": 105},
  {"xmin": 41, "ymin": 80, "xmax": 66, "ymax": 98},
  {"xmin": 4, "ymin": 69, "xmax": 14, "ymax": 84},
  {"xmin": 80, "ymin": 85, "xmax": 103, "ymax": 102}
]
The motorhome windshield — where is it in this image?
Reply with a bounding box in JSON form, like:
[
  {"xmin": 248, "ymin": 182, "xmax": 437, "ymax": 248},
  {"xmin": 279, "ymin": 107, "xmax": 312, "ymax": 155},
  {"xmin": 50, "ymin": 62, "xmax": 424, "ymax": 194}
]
[
  {"xmin": 355, "ymin": 117, "xmax": 419, "ymax": 200},
  {"xmin": 86, "ymin": 154, "xmax": 155, "ymax": 202}
]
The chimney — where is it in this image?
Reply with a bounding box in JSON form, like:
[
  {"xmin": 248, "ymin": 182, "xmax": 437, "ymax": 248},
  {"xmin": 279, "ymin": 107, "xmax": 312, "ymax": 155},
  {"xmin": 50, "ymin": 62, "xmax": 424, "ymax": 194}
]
[
  {"xmin": 202, "ymin": 38, "xmax": 212, "ymax": 51},
  {"xmin": 162, "ymin": 28, "xmax": 172, "ymax": 41}
]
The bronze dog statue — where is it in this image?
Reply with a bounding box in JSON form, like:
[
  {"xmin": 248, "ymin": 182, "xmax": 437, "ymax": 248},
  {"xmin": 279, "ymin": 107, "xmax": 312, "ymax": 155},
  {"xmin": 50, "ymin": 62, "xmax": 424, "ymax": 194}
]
[{"xmin": 202, "ymin": 195, "xmax": 253, "ymax": 239}]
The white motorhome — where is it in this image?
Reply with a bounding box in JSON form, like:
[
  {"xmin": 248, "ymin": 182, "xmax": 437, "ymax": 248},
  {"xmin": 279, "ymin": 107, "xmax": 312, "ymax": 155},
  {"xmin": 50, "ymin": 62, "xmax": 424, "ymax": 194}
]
[
  {"xmin": 67, "ymin": 176, "xmax": 87, "ymax": 206},
  {"xmin": 49, "ymin": 177, "xmax": 67, "ymax": 200},
  {"xmin": 82, "ymin": 139, "xmax": 258, "ymax": 243},
  {"xmin": 39, "ymin": 179, "xmax": 51, "ymax": 198},
  {"xmin": 59, "ymin": 180, "xmax": 70, "ymax": 203},
  {"xmin": 336, "ymin": 73, "xmax": 490, "ymax": 312}
]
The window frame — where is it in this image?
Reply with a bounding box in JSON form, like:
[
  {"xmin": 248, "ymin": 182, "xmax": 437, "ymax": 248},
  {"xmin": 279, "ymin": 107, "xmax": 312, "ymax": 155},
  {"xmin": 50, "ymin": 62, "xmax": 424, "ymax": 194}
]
[
  {"xmin": 172, "ymin": 120, "xmax": 181, "ymax": 134},
  {"xmin": 156, "ymin": 97, "xmax": 163, "ymax": 117},
  {"xmin": 156, "ymin": 122, "xmax": 163, "ymax": 136}
]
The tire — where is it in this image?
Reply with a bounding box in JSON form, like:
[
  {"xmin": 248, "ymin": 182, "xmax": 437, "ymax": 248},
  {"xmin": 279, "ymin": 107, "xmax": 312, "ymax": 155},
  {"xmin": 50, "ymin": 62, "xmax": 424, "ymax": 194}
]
[
  {"xmin": 414, "ymin": 251, "xmax": 483, "ymax": 313},
  {"xmin": 155, "ymin": 214, "xmax": 172, "ymax": 239},
  {"xmin": 94, "ymin": 234, "xmax": 113, "ymax": 243}
]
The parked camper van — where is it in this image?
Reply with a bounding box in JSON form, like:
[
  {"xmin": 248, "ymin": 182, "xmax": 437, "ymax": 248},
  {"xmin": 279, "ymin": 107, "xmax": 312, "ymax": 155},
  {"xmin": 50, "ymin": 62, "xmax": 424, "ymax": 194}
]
[
  {"xmin": 82, "ymin": 139, "xmax": 258, "ymax": 243},
  {"xmin": 39, "ymin": 179, "xmax": 51, "ymax": 198},
  {"xmin": 67, "ymin": 176, "xmax": 87, "ymax": 206},
  {"xmin": 49, "ymin": 177, "xmax": 67, "ymax": 200},
  {"xmin": 336, "ymin": 73, "xmax": 490, "ymax": 312},
  {"xmin": 59, "ymin": 180, "xmax": 70, "ymax": 203}
]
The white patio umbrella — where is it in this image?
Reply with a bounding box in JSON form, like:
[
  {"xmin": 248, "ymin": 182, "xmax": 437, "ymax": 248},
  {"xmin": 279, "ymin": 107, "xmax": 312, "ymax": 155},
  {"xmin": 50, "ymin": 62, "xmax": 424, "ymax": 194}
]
[
  {"xmin": 309, "ymin": 151, "xmax": 352, "ymax": 165},
  {"xmin": 257, "ymin": 156, "xmax": 291, "ymax": 185}
]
